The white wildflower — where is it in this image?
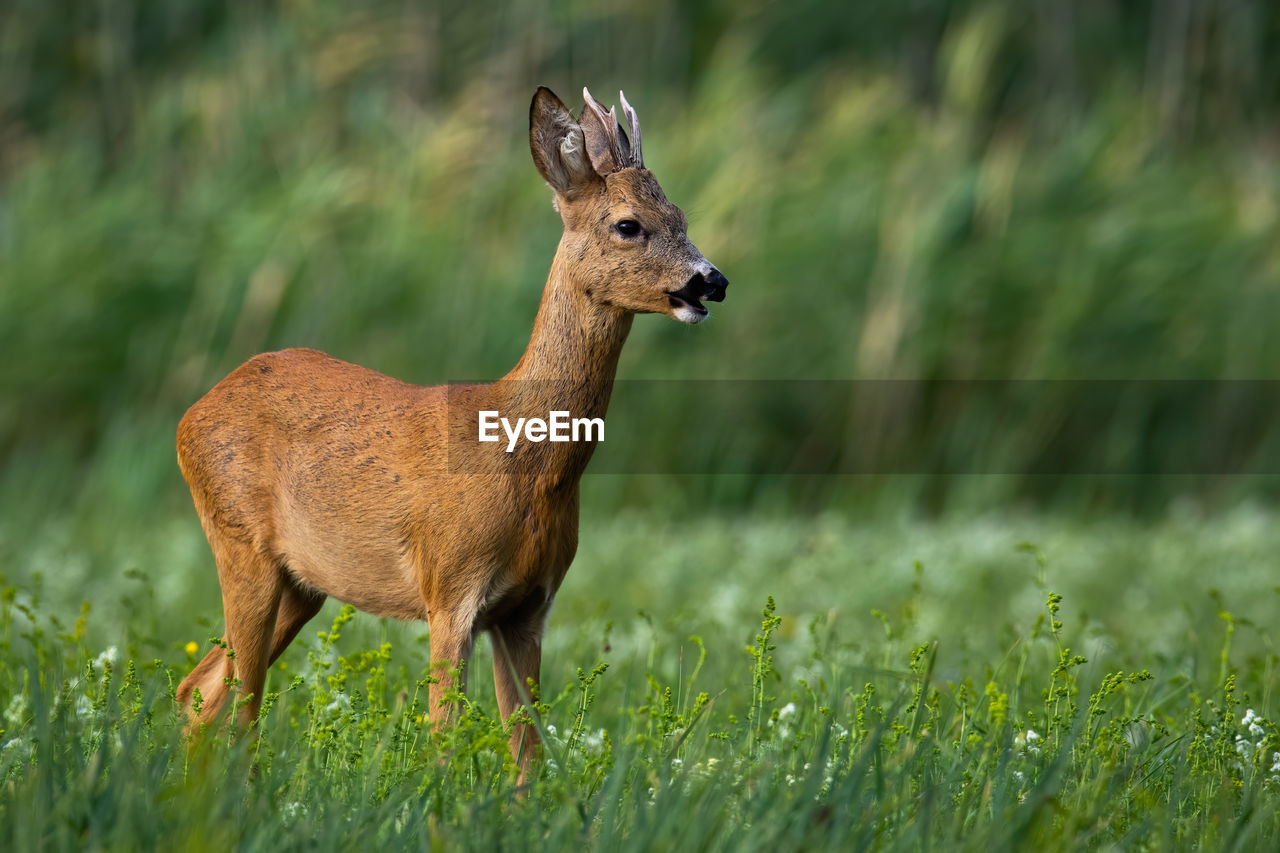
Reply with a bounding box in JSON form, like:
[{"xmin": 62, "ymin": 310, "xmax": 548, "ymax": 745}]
[
  {"xmin": 2, "ymin": 737, "xmax": 33, "ymax": 764},
  {"xmin": 1015, "ymin": 729, "xmax": 1042, "ymax": 757},
  {"xmin": 771, "ymin": 702, "xmax": 798, "ymax": 738},
  {"xmin": 1126, "ymin": 721, "xmax": 1151, "ymax": 752},
  {"xmin": 93, "ymin": 647, "xmax": 118, "ymax": 670},
  {"xmin": 323, "ymin": 693, "xmax": 351, "ymax": 717},
  {"xmin": 695, "ymin": 757, "xmax": 721, "ymax": 778},
  {"xmin": 4, "ymin": 693, "xmax": 29, "ymax": 727},
  {"xmin": 1011, "ymin": 768, "xmax": 1028, "ymax": 802}
]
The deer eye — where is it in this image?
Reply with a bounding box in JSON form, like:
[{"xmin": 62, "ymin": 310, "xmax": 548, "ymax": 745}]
[{"xmin": 614, "ymin": 219, "xmax": 642, "ymax": 238}]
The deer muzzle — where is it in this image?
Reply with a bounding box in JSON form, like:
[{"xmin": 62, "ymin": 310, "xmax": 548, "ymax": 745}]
[
  {"xmin": 667, "ymin": 268, "xmax": 729, "ymax": 320},
  {"xmin": 699, "ymin": 268, "xmax": 729, "ymax": 302}
]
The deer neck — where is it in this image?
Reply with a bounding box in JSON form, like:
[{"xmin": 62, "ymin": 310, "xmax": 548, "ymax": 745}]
[{"xmin": 496, "ymin": 244, "xmax": 633, "ymax": 473}]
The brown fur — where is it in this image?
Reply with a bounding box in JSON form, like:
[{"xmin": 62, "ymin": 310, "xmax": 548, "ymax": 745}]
[{"xmin": 174, "ymin": 87, "xmax": 724, "ymax": 776}]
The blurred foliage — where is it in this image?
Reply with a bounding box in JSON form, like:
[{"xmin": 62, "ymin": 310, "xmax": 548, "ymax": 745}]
[{"xmin": 1, "ymin": 0, "xmax": 1279, "ymax": 521}]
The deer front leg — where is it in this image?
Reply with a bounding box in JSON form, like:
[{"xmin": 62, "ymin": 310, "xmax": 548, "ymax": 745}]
[
  {"xmin": 426, "ymin": 610, "xmax": 476, "ymax": 728},
  {"xmin": 490, "ymin": 602, "xmax": 548, "ymax": 777}
]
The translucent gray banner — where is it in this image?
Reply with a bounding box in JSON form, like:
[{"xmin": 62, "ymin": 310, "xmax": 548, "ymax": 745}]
[{"xmin": 444, "ymin": 380, "xmax": 1280, "ymax": 475}]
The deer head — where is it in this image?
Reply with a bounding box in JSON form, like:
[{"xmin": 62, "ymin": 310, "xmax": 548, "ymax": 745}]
[{"xmin": 529, "ymin": 86, "xmax": 728, "ymax": 324}]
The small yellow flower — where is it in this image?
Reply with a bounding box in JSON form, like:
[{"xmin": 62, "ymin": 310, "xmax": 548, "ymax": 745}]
[{"xmin": 185, "ymin": 641, "xmax": 199, "ymax": 655}]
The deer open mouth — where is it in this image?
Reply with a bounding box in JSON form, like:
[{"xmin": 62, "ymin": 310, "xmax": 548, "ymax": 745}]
[
  {"xmin": 667, "ymin": 272, "xmax": 726, "ymax": 323},
  {"xmin": 667, "ymin": 292, "xmax": 709, "ymax": 318}
]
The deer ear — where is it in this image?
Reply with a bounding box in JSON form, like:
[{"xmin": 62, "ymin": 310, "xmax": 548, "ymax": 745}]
[
  {"xmin": 579, "ymin": 87, "xmax": 629, "ymax": 176},
  {"xmin": 577, "ymin": 104, "xmax": 618, "ymax": 175},
  {"xmin": 529, "ymin": 87, "xmax": 596, "ymax": 196}
]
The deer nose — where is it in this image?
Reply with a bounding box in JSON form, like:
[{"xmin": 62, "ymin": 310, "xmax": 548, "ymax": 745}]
[{"xmin": 696, "ymin": 268, "xmax": 728, "ymax": 303}]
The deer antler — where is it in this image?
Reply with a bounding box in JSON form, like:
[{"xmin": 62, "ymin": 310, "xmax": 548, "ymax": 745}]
[
  {"xmin": 618, "ymin": 90, "xmax": 643, "ymax": 168},
  {"xmin": 581, "ymin": 87, "xmax": 642, "ymax": 173}
]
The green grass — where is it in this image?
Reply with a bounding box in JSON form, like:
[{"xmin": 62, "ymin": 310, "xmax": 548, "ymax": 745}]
[{"xmin": 3, "ymin": 507, "xmax": 1280, "ymax": 849}]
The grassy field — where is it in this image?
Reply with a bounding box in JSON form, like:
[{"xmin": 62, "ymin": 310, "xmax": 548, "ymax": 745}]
[{"xmin": 3, "ymin": 505, "xmax": 1280, "ymax": 849}]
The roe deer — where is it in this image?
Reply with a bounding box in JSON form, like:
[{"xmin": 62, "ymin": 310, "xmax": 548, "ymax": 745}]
[{"xmin": 174, "ymin": 86, "xmax": 728, "ymax": 774}]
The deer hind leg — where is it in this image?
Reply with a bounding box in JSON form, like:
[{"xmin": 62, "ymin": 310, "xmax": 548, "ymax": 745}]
[
  {"xmin": 176, "ymin": 638, "xmax": 233, "ymax": 724},
  {"xmin": 268, "ymin": 578, "xmax": 326, "ymax": 666},
  {"xmin": 177, "ymin": 530, "xmax": 284, "ymax": 728}
]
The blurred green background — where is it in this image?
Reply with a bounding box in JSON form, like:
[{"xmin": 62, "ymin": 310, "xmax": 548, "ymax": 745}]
[{"xmin": 1, "ymin": 1, "xmax": 1279, "ymax": 655}]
